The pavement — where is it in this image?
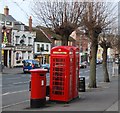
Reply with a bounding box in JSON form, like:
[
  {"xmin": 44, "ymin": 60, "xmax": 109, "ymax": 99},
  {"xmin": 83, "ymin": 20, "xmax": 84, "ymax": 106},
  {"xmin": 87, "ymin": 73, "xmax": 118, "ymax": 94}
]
[{"xmin": 2, "ymin": 67, "xmax": 119, "ymax": 112}]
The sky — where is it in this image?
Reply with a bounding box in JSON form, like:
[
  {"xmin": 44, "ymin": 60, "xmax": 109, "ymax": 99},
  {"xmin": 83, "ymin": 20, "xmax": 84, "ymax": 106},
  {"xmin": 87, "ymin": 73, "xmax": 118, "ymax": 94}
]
[
  {"xmin": 0, "ymin": 0, "xmax": 119, "ymax": 27},
  {"xmin": 0, "ymin": 0, "xmax": 33, "ymax": 26}
]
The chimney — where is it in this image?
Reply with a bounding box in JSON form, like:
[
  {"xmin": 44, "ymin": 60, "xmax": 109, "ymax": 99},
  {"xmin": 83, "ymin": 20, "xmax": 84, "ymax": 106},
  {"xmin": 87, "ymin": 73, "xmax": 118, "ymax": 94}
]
[
  {"xmin": 4, "ymin": 6, "xmax": 9, "ymax": 16},
  {"xmin": 29, "ymin": 16, "xmax": 32, "ymax": 32}
]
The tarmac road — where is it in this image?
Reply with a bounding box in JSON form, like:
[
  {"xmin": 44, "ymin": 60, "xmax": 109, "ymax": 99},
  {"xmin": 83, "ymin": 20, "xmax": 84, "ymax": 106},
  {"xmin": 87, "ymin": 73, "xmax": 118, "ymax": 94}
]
[{"xmin": 1, "ymin": 63, "xmax": 118, "ymax": 111}]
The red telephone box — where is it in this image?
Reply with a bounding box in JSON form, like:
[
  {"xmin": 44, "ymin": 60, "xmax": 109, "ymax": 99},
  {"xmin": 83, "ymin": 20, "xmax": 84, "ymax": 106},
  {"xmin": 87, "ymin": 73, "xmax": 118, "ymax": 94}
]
[
  {"xmin": 68, "ymin": 46, "xmax": 79, "ymax": 99},
  {"xmin": 50, "ymin": 46, "xmax": 74, "ymax": 102},
  {"xmin": 72, "ymin": 47, "xmax": 79, "ymax": 98},
  {"xmin": 30, "ymin": 69, "xmax": 47, "ymax": 108}
]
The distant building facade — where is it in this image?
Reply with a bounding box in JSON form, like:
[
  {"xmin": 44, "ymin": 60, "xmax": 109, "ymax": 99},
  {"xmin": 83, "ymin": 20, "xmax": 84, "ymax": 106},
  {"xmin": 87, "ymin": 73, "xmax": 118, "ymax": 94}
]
[
  {"xmin": 34, "ymin": 29, "xmax": 51, "ymax": 64},
  {"xmin": 70, "ymin": 29, "xmax": 89, "ymax": 63},
  {"xmin": 0, "ymin": 6, "xmax": 36, "ymax": 67}
]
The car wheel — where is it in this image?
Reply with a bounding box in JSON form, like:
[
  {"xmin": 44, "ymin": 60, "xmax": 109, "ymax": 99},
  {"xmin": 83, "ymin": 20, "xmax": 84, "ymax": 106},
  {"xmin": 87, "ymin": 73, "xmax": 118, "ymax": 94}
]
[{"xmin": 24, "ymin": 71, "xmax": 26, "ymax": 74}]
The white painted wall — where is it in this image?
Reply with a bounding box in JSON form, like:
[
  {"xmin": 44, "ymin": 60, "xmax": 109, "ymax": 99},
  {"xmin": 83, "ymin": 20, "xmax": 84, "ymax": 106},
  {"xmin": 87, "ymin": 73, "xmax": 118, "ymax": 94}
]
[
  {"xmin": 11, "ymin": 30, "xmax": 36, "ymax": 66},
  {"xmin": 34, "ymin": 42, "xmax": 51, "ymax": 54}
]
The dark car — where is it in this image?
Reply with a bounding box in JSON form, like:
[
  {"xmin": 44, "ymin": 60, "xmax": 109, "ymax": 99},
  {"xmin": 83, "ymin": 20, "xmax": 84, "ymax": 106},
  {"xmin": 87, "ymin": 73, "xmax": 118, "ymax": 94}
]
[
  {"xmin": 22, "ymin": 59, "xmax": 41, "ymax": 73},
  {"xmin": 41, "ymin": 64, "xmax": 50, "ymax": 72}
]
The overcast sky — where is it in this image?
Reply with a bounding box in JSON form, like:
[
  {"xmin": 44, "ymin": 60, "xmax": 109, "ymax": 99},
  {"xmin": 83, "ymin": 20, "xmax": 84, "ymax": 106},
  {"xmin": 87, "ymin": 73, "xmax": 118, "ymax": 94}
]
[
  {"xmin": 0, "ymin": 0, "xmax": 33, "ymax": 26},
  {"xmin": 0, "ymin": 0, "xmax": 119, "ymax": 27}
]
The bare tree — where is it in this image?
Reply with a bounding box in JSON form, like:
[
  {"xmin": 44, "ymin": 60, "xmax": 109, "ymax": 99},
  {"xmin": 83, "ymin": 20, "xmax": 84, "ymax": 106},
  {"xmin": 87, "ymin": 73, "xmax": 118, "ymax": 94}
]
[
  {"xmin": 32, "ymin": 0, "xmax": 85, "ymax": 45},
  {"xmin": 98, "ymin": 33, "xmax": 117, "ymax": 82},
  {"xmin": 32, "ymin": 1, "xmax": 117, "ymax": 88},
  {"xmin": 81, "ymin": 2, "xmax": 117, "ymax": 88},
  {"xmin": 98, "ymin": 20, "xmax": 118, "ymax": 81}
]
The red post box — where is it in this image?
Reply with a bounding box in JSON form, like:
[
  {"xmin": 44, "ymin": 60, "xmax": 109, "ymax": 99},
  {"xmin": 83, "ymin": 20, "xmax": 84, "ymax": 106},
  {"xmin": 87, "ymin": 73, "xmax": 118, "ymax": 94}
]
[
  {"xmin": 30, "ymin": 69, "xmax": 47, "ymax": 108},
  {"xmin": 50, "ymin": 46, "xmax": 74, "ymax": 102}
]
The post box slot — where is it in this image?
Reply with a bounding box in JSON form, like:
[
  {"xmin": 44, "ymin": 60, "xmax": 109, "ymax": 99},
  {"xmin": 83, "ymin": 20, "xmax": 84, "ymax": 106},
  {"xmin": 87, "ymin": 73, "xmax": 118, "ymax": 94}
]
[{"xmin": 40, "ymin": 74, "xmax": 44, "ymax": 76}]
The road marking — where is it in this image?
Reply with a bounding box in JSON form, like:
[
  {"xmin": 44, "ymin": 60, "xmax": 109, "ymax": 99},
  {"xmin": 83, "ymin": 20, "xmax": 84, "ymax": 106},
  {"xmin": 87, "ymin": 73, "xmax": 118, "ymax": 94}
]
[
  {"xmin": 13, "ymin": 81, "xmax": 29, "ymax": 85},
  {"xmin": 2, "ymin": 90, "xmax": 28, "ymax": 96},
  {"xmin": 5, "ymin": 77, "xmax": 22, "ymax": 80},
  {"xmin": 2, "ymin": 100, "xmax": 29, "ymax": 109},
  {"xmin": 2, "ymin": 97, "xmax": 50, "ymax": 109}
]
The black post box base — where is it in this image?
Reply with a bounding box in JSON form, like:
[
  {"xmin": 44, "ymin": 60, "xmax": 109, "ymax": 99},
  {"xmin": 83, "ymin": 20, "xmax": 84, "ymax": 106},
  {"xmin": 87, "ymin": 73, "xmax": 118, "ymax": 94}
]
[{"xmin": 30, "ymin": 98, "xmax": 46, "ymax": 108}]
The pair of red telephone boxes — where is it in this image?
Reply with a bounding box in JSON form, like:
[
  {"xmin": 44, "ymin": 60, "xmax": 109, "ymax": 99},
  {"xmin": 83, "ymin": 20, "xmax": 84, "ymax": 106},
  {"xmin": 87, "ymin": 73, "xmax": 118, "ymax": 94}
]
[{"xmin": 49, "ymin": 46, "xmax": 80, "ymax": 102}]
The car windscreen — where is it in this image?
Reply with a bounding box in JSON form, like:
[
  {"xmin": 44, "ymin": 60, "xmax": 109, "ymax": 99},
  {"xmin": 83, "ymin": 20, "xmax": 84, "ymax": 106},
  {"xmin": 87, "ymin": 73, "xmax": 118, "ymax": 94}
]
[
  {"xmin": 34, "ymin": 61, "xmax": 41, "ymax": 67},
  {"xmin": 23, "ymin": 61, "xmax": 32, "ymax": 66}
]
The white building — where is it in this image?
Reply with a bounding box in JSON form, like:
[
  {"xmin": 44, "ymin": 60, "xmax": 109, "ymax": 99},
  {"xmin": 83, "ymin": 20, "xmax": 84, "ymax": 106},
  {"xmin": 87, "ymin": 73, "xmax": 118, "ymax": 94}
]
[
  {"xmin": 12, "ymin": 30, "xmax": 36, "ymax": 66},
  {"xmin": 34, "ymin": 42, "xmax": 51, "ymax": 64}
]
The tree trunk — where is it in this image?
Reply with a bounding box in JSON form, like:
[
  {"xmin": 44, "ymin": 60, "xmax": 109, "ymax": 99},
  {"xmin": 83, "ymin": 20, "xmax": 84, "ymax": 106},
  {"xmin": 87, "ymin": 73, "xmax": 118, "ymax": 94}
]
[
  {"xmin": 102, "ymin": 47, "xmax": 110, "ymax": 82},
  {"xmin": 61, "ymin": 35, "xmax": 69, "ymax": 46},
  {"xmin": 89, "ymin": 44, "xmax": 98, "ymax": 88}
]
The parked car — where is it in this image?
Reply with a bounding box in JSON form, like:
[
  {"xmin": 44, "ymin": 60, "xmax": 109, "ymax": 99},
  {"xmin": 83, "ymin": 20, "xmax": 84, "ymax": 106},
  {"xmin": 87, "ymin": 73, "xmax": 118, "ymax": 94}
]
[
  {"xmin": 22, "ymin": 59, "xmax": 41, "ymax": 73},
  {"xmin": 115, "ymin": 58, "xmax": 119, "ymax": 64},
  {"xmin": 41, "ymin": 64, "xmax": 50, "ymax": 72},
  {"xmin": 96, "ymin": 59, "xmax": 102, "ymax": 64},
  {"xmin": 80, "ymin": 61, "xmax": 87, "ymax": 68}
]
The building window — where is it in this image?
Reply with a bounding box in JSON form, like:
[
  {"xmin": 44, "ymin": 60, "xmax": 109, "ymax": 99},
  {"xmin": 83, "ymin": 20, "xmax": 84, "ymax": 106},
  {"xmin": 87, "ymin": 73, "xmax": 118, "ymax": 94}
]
[
  {"xmin": 6, "ymin": 21, "xmax": 12, "ymax": 26},
  {"xmin": 46, "ymin": 44, "xmax": 49, "ymax": 51},
  {"xmin": 16, "ymin": 52, "xmax": 19, "ymax": 60},
  {"xmin": 41, "ymin": 44, "xmax": 44, "ymax": 50},
  {"xmin": 28, "ymin": 37, "xmax": 32, "ymax": 45},
  {"xmin": 28, "ymin": 52, "xmax": 31, "ymax": 59},
  {"xmin": 37, "ymin": 44, "xmax": 40, "ymax": 52},
  {"xmin": 80, "ymin": 48, "xmax": 83, "ymax": 52},
  {"xmin": 55, "ymin": 40, "xmax": 61, "ymax": 46},
  {"xmin": 16, "ymin": 36, "xmax": 19, "ymax": 44}
]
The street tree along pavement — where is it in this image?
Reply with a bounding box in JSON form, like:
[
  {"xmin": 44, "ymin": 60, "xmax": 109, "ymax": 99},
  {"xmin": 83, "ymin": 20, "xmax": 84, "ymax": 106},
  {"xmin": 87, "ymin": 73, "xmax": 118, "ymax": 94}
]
[
  {"xmin": 98, "ymin": 33, "xmax": 118, "ymax": 83},
  {"xmin": 31, "ymin": 1, "xmax": 118, "ymax": 88},
  {"xmin": 81, "ymin": 2, "xmax": 117, "ymax": 88}
]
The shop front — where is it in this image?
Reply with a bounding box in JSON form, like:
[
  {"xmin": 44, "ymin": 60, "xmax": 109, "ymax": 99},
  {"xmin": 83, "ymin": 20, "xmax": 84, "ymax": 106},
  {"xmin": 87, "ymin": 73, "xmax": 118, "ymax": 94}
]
[{"xmin": 34, "ymin": 53, "xmax": 50, "ymax": 64}]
